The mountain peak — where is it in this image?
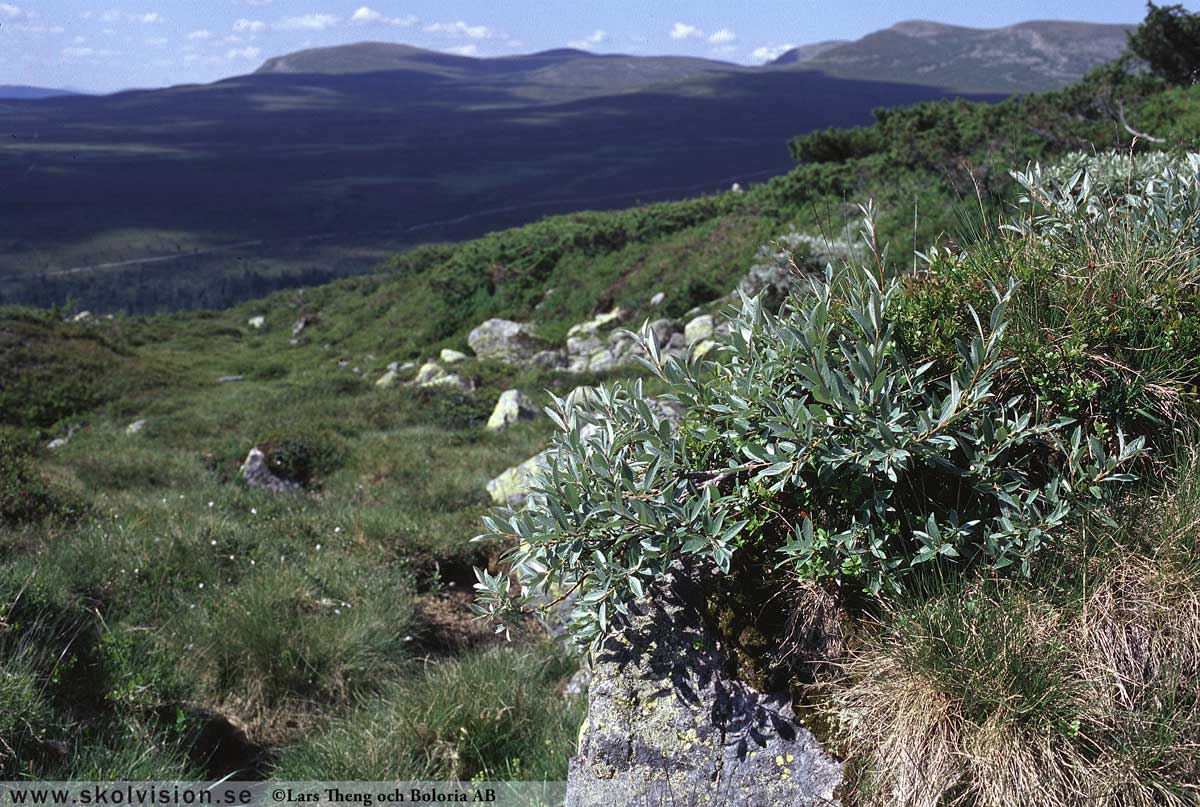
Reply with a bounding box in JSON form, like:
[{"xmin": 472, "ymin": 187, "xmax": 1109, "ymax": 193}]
[{"xmin": 772, "ymin": 18, "xmax": 1134, "ymax": 93}]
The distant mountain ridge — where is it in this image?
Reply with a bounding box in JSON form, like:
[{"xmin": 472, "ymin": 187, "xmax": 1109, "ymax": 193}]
[
  {"xmin": 0, "ymin": 85, "xmax": 79, "ymax": 100},
  {"xmin": 251, "ymin": 18, "xmax": 1133, "ymax": 96},
  {"xmin": 255, "ymin": 42, "xmax": 749, "ymax": 103},
  {"xmin": 772, "ymin": 19, "xmax": 1133, "ymax": 93}
]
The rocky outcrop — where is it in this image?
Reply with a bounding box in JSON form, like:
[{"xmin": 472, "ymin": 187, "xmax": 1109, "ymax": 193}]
[
  {"xmin": 486, "ymin": 389, "xmax": 538, "ymax": 432},
  {"xmin": 467, "ymin": 319, "xmax": 550, "ymax": 365},
  {"xmin": 565, "ymin": 567, "xmax": 842, "ymax": 807},
  {"xmin": 239, "ymin": 448, "xmax": 301, "ymax": 494}
]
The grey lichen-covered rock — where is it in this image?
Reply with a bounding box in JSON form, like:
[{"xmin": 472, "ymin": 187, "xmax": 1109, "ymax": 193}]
[
  {"xmin": 487, "ymin": 389, "xmax": 538, "ymax": 432},
  {"xmin": 486, "ymin": 450, "xmax": 550, "ymax": 507},
  {"xmin": 126, "ymin": 419, "xmax": 147, "ymax": 436},
  {"xmin": 239, "ymin": 448, "xmax": 302, "ymax": 495},
  {"xmin": 291, "ymin": 312, "xmax": 319, "ymax": 338},
  {"xmin": 566, "ymin": 568, "xmax": 842, "ymax": 807},
  {"xmin": 439, "ymin": 348, "xmax": 468, "ymax": 364},
  {"xmin": 567, "ymin": 307, "xmax": 625, "ymax": 338},
  {"xmin": 247, "ymin": 315, "xmax": 266, "ymax": 330},
  {"xmin": 530, "ymin": 350, "xmax": 568, "ymax": 370},
  {"xmin": 467, "ymin": 319, "xmax": 549, "ymax": 365},
  {"xmin": 375, "ymin": 370, "xmax": 400, "ymax": 389},
  {"xmin": 684, "ymin": 314, "xmax": 716, "ymax": 345},
  {"xmin": 487, "ymin": 394, "xmax": 684, "ymax": 507}
]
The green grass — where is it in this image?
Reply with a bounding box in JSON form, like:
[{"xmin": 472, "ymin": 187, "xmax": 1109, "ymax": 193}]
[
  {"xmin": 1, "ymin": 50, "xmax": 1198, "ymax": 794},
  {"xmin": 276, "ymin": 644, "xmax": 583, "ymax": 781}
]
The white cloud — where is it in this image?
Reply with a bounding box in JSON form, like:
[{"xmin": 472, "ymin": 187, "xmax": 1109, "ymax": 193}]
[
  {"xmin": 708, "ymin": 28, "xmax": 736, "ymax": 44},
  {"xmin": 233, "ymin": 18, "xmax": 266, "ymax": 33},
  {"xmin": 61, "ymin": 45, "xmax": 119, "ymax": 60},
  {"xmin": 350, "ymin": 6, "xmax": 382, "ymax": 23},
  {"xmin": 188, "ymin": 29, "xmax": 212, "ymax": 40},
  {"xmin": 443, "ymin": 44, "xmax": 478, "ymax": 56},
  {"xmin": 669, "ymin": 22, "xmax": 702, "ymax": 40},
  {"xmin": 0, "ymin": 3, "xmax": 25, "ymax": 19},
  {"xmin": 81, "ymin": 9, "xmax": 162, "ymax": 24},
  {"xmin": 351, "ymin": 6, "xmax": 416, "ymax": 27},
  {"xmin": 277, "ymin": 13, "xmax": 339, "ymax": 31},
  {"xmin": 425, "ymin": 20, "xmax": 491, "ymax": 39},
  {"xmin": 226, "ymin": 45, "xmax": 261, "ymax": 60},
  {"xmin": 146, "ymin": 36, "xmax": 168, "ymax": 47},
  {"xmin": 568, "ymin": 29, "xmax": 607, "ymax": 49},
  {"xmin": 241, "ymin": 0, "xmax": 273, "ymax": 5},
  {"xmin": 751, "ymin": 43, "xmax": 795, "ymax": 62},
  {"xmin": 710, "ymin": 45, "xmax": 736, "ymax": 56}
]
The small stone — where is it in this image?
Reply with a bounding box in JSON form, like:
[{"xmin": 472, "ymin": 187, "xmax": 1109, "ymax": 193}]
[
  {"xmin": 291, "ymin": 313, "xmax": 318, "ymax": 338},
  {"xmin": 247, "ymin": 316, "xmax": 265, "ymax": 329},
  {"xmin": 126, "ymin": 419, "xmax": 147, "ymax": 435},
  {"xmin": 649, "ymin": 318, "xmax": 677, "ymax": 348},
  {"xmin": 240, "ymin": 448, "xmax": 301, "ymax": 495},
  {"xmin": 566, "ymin": 334, "xmax": 603, "ymax": 358},
  {"xmin": 486, "ymin": 389, "xmax": 538, "ymax": 432},
  {"xmin": 376, "ymin": 370, "xmax": 399, "ymax": 388},
  {"xmin": 413, "ymin": 363, "xmax": 444, "ymax": 386},
  {"xmin": 649, "ymin": 291, "xmax": 666, "ymax": 307},
  {"xmin": 71, "ymin": 311, "xmax": 92, "ymax": 323},
  {"xmin": 566, "ymin": 308, "xmax": 625, "ymax": 338},
  {"xmin": 440, "ymin": 348, "xmax": 468, "ymax": 364},
  {"xmin": 217, "ymin": 375, "xmax": 244, "ymax": 383}
]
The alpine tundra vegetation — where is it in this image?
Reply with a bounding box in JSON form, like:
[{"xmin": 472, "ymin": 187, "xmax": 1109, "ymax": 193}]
[{"xmin": 2, "ymin": 4, "xmax": 1200, "ymax": 805}]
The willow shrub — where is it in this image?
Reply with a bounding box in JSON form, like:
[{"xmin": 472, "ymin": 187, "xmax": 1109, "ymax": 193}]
[{"xmin": 474, "ymin": 206, "xmax": 1146, "ymax": 654}]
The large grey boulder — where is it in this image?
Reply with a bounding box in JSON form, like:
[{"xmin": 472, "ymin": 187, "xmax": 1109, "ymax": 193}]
[
  {"xmin": 486, "ymin": 394, "xmax": 684, "ymax": 507},
  {"xmin": 240, "ymin": 448, "xmax": 302, "ymax": 495},
  {"xmin": 565, "ymin": 567, "xmax": 842, "ymax": 807},
  {"xmin": 684, "ymin": 314, "xmax": 716, "ymax": 345},
  {"xmin": 467, "ymin": 319, "xmax": 549, "ymax": 365},
  {"xmin": 486, "ymin": 389, "xmax": 538, "ymax": 432},
  {"xmin": 486, "ymin": 450, "xmax": 551, "ymax": 507}
]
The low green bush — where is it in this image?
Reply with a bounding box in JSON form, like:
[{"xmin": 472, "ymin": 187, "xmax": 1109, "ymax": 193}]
[
  {"xmin": 0, "ymin": 432, "xmax": 85, "ymax": 525},
  {"xmin": 475, "ymin": 201, "xmax": 1148, "ymax": 654}
]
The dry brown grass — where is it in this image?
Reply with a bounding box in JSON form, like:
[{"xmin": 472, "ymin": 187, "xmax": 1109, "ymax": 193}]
[{"xmin": 827, "ymin": 455, "xmax": 1200, "ymax": 807}]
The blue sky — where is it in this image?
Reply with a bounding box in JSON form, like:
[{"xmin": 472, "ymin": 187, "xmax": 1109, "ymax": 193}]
[{"xmin": 0, "ymin": 0, "xmax": 1182, "ymax": 93}]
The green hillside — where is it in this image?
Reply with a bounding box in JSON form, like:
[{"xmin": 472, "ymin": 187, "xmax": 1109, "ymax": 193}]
[{"xmin": 2, "ymin": 6, "xmax": 1199, "ymax": 800}]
